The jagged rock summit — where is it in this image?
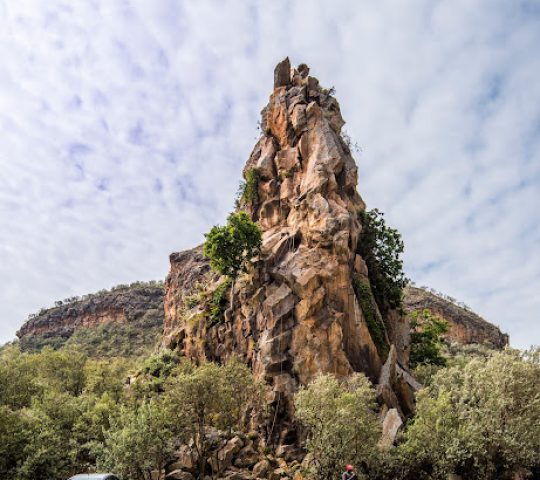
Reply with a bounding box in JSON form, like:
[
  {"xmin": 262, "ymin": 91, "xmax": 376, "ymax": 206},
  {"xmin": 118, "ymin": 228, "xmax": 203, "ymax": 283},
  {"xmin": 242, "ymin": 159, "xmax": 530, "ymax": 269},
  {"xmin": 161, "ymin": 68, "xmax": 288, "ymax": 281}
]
[{"xmin": 163, "ymin": 58, "xmax": 416, "ymax": 436}]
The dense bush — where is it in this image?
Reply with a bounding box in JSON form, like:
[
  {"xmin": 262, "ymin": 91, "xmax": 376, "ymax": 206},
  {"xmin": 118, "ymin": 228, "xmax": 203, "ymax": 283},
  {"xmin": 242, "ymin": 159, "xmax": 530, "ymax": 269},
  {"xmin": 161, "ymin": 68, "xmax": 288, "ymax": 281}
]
[
  {"xmin": 294, "ymin": 373, "xmax": 380, "ymax": 480},
  {"xmin": 357, "ymin": 209, "xmax": 407, "ymax": 312},
  {"xmin": 399, "ymin": 348, "xmax": 540, "ymax": 480},
  {"xmin": 0, "ymin": 344, "xmax": 265, "ymax": 480},
  {"xmin": 0, "ymin": 346, "xmax": 132, "ymax": 479},
  {"xmin": 97, "ymin": 400, "xmax": 175, "ymax": 480}
]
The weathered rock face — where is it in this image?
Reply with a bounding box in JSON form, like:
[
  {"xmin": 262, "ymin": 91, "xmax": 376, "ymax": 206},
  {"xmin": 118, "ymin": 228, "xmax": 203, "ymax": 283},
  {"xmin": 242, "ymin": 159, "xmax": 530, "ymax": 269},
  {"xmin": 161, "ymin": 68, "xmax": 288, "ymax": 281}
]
[
  {"xmin": 403, "ymin": 286, "xmax": 509, "ymax": 348},
  {"xmin": 17, "ymin": 282, "xmax": 164, "ymax": 353},
  {"xmin": 163, "ymin": 246, "xmax": 213, "ymax": 350},
  {"xmin": 163, "ymin": 59, "xmax": 411, "ymax": 433}
]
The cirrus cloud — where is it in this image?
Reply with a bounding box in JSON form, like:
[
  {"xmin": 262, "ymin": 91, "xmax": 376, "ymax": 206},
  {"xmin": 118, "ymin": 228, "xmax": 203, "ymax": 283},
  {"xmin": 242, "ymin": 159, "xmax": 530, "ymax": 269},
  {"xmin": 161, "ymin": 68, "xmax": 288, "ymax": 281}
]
[{"xmin": 0, "ymin": 0, "xmax": 538, "ymax": 348}]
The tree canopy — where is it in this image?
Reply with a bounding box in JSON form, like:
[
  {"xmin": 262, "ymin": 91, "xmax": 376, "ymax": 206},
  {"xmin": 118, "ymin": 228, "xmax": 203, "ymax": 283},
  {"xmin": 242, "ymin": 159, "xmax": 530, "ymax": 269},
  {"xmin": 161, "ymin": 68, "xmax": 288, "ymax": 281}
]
[
  {"xmin": 203, "ymin": 211, "xmax": 262, "ymax": 279},
  {"xmin": 294, "ymin": 373, "xmax": 380, "ymax": 480},
  {"xmin": 399, "ymin": 349, "xmax": 540, "ymax": 480}
]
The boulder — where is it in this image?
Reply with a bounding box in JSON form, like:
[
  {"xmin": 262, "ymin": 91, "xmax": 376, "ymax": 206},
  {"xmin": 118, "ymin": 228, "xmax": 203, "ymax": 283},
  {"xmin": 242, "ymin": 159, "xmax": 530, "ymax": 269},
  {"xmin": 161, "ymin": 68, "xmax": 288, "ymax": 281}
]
[
  {"xmin": 170, "ymin": 445, "xmax": 197, "ymax": 473},
  {"xmin": 166, "ymin": 471, "xmax": 194, "ymax": 480},
  {"xmin": 233, "ymin": 444, "xmax": 259, "ymax": 468},
  {"xmin": 274, "ymin": 57, "xmax": 291, "ymax": 89},
  {"xmin": 275, "ymin": 444, "xmax": 301, "ymax": 462},
  {"xmin": 252, "ymin": 459, "xmax": 271, "ymax": 478},
  {"xmin": 218, "ymin": 436, "xmax": 245, "ymax": 470},
  {"xmin": 376, "ymin": 345, "xmax": 400, "ymax": 411},
  {"xmin": 379, "ymin": 408, "xmax": 403, "ymax": 450}
]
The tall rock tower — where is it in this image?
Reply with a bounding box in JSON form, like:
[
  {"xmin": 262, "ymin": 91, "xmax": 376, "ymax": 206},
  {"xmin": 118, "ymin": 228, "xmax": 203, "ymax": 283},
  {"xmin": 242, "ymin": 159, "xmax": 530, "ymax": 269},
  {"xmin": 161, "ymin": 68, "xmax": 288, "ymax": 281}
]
[{"xmin": 163, "ymin": 59, "xmax": 415, "ymax": 441}]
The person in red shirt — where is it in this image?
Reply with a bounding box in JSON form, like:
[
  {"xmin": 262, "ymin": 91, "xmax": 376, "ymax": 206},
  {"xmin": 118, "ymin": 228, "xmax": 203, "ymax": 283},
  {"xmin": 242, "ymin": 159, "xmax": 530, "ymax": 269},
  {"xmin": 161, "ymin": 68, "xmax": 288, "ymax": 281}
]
[{"xmin": 342, "ymin": 464, "xmax": 357, "ymax": 480}]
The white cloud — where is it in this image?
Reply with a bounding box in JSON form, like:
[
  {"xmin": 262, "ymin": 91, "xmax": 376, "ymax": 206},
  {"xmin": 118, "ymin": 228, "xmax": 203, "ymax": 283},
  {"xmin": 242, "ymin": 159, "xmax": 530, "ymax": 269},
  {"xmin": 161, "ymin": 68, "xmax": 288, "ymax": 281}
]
[{"xmin": 0, "ymin": 0, "xmax": 538, "ymax": 348}]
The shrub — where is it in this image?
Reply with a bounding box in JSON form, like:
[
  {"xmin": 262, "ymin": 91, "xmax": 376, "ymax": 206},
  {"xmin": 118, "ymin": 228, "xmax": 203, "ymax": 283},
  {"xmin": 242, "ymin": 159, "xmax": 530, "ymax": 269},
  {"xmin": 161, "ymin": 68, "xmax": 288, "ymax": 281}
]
[
  {"xmin": 209, "ymin": 278, "xmax": 232, "ymax": 325},
  {"xmin": 294, "ymin": 373, "xmax": 380, "ymax": 480},
  {"xmin": 236, "ymin": 167, "xmax": 260, "ymax": 207},
  {"xmin": 97, "ymin": 399, "xmax": 175, "ymax": 480},
  {"xmin": 184, "ymin": 293, "xmax": 202, "ymax": 309}
]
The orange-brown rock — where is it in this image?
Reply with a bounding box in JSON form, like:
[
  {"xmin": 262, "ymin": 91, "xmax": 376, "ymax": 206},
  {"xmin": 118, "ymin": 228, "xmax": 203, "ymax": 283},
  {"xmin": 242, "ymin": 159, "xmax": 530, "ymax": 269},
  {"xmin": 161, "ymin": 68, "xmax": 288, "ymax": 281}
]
[
  {"xmin": 163, "ymin": 60, "xmax": 412, "ymax": 435},
  {"xmin": 403, "ymin": 286, "xmax": 508, "ymax": 348}
]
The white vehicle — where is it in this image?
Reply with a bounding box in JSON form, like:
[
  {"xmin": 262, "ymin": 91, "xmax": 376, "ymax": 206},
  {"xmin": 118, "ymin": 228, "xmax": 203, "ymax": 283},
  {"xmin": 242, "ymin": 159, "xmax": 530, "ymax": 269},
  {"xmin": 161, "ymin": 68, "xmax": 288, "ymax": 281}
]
[{"xmin": 69, "ymin": 475, "xmax": 120, "ymax": 480}]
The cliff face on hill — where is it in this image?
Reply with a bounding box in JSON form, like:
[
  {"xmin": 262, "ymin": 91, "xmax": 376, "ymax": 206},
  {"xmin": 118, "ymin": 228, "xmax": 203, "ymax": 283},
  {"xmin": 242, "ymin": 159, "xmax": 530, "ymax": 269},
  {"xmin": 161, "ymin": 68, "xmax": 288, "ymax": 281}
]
[
  {"xmin": 403, "ymin": 286, "xmax": 509, "ymax": 348},
  {"xmin": 163, "ymin": 59, "xmax": 416, "ymax": 436},
  {"xmin": 16, "ymin": 283, "xmax": 164, "ymax": 355}
]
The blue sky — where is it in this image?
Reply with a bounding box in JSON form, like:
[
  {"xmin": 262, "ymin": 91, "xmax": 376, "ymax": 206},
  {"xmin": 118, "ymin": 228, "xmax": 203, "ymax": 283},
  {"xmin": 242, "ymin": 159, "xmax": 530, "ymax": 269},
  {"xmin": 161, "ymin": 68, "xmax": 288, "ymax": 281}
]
[{"xmin": 0, "ymin": 0, "xmax": 539, "ymax": 348}]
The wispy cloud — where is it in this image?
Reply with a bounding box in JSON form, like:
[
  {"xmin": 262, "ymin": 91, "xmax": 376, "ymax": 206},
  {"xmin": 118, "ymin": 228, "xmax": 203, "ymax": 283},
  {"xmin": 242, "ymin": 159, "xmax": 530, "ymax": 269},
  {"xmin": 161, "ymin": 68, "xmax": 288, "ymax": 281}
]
[{"xmin": 0, "ymin": 0, "xmax": 538, "ymax": 348}]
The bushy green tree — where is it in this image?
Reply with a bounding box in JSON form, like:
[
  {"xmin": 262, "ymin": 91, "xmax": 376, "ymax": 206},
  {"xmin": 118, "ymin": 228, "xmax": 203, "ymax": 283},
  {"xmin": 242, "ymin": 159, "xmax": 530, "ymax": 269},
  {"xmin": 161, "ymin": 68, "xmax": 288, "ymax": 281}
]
[
  {"xmin": 409, "ymin": 309, "xmax": 449, "ymax": 369},
  {"xmin": 97, "ymin": 400, "xmax": 175, "ymax": 480},
  {"xmin": 294, "ymin": 373, "xmax": 380, "ymax": 480},
  {"xmin": 163, "ymin": 359, "xmax": 265, "ymax": 477},
  {"xmin": 30, "ymin": 346, "xmax": 88, "ymax": 396},
  {"xmin": 16, "ymin": 390, "xmax": 84, "ymax": 480},
  {"xmin": 400, "ymin": 349, "xmax": 540, "ymax": 479},
  {"xmin": 203, "ymin": 211, "xmax": 262, "ymax": 280},
  {"xmin": 0, "ymin": 346, "xmax": 130, "ymax": 479},
  {"xmin": 0, "ymin": 346, "xmax": 42, "ymax": 408},
  {"xmin": 129, "ymin": 349, "xmax": 185, "ymax": 398},
  {"xmin": 0, "ymin": 405, "xmax": 34, "ymax": 477},
  {"xmin": 357, "ymin": 209, "xmax": 407, "ymax": 311}
]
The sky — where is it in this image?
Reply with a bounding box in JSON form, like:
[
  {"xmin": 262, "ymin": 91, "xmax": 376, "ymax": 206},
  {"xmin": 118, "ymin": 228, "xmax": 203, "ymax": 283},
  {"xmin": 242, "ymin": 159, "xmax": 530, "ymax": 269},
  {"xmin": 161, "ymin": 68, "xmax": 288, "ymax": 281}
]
[{"xmin": 0, "ymin": 0, "xmax": 539, "ymax": 348}]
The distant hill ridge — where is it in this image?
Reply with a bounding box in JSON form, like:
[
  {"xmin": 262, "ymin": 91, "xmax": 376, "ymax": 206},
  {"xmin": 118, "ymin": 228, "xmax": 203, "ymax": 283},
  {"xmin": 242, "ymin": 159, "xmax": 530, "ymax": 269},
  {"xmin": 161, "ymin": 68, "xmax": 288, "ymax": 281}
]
[
  {"xmin": 16, "ymin": 281, "xmax": 164, "ymax": 356},
  {"xmin": 15, "ymin": 280, "xmax": 508, "ymax": 358},
  {"xmin": 403, "ymin": 286, "xmax": 508, "ymax": 349}
]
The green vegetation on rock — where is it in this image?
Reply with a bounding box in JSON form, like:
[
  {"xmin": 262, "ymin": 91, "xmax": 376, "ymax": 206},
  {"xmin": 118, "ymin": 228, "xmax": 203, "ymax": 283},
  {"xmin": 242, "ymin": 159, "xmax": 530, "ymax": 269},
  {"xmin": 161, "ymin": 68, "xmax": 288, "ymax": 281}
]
[
  {"xmin": 19, "ymin": 310, "xmax": 162, "ymax": 358},
  {"xmin": 203, "ymin": 211, "xmax": 262, "ymax": 280},
  {"xmin": 209, "ymin": 277, "xmax": 232, "ymax": 325},
  {"xmin": 357, "ymin": 208, "xmax": 407, "ymax": 312},
  {"xmin": 409, "ymin": 309, "xmax": 449, "ymax": 369},
  {"xmin": 236, "ymin": 167, "xmax": 260, "ymax": 207},
  {"xmin": 352, "ymin": 276, "xmax": 388, "ymax": 358},
  {"xmin": 18, "ymin": 281, "xmax": 164, "ymax": 357}
]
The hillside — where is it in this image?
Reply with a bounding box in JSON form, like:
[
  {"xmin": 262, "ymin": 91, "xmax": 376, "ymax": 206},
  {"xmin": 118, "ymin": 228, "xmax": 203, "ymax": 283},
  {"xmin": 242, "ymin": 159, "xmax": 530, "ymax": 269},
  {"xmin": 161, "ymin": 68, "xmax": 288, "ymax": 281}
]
[
  {"xmin": 403, "ymin": 286, "xmax": 508, "ymax": 348},
  {"xmin": 16, "ymin": 281, "xmax": 163, "ymax": 357}
]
